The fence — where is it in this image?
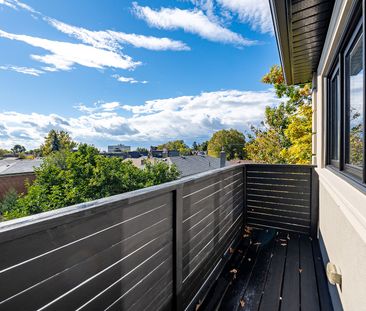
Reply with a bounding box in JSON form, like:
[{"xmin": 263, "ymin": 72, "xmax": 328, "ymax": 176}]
[{"xmin": 0, "ymin": 164, "xmax": 318, "ymax": 311}]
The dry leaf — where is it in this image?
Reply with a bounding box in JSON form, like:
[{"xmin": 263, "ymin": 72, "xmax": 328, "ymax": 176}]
[
  {"xmin": 228, "ymin": 247, "xmax": 235, "ymax": 254},
  {"xmin": 244, "ymin": 226, "xmax": 252, "ymax": 234},
  {"xmin": 230, "ymin": 269, "xmax": 238, "ymax": 274},
  {"xmin": 240, "ymin": 299, "xmax": 245, "ymax": 308},
  {"xmin": 195, "ymin": 302, "xmax": 201, "ymax": 311}
]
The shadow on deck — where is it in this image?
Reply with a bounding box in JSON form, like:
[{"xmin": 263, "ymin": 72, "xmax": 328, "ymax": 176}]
[{"xmin": 199, "ymin": 228, "xmax": 333, "ymax": 311}]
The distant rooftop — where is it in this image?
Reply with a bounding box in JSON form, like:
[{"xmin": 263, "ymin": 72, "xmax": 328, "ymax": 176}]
[
  {"xmin": 0, "ymin": 158, "xmax": 43, "ymax": 175},
  {"xmin": 167, "ymin": 155, "xmax": 229, "ymax": 178}
]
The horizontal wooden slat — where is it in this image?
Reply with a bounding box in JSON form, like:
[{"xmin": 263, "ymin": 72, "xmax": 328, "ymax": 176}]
[
  {"xmin": 247, "ymin": 211, "xmax": 310, "ymax": 226},
  {"xmin": 247, "ymin": 194, "xmax": 309, "ymax": 207},
  {"xmin": 248, "ymin": 206, "xmax": 310, "ymax": 219},
  {"xmin": 247, "ymin": 217, "xmax": 310, "ymax": 234},
  {"xmin": 247, "ymin": 177, "xmax": 310, "ymax": 189},
  {"xmin": 246, "ymin": 171, "xmax": 310, "ymax": 179},
  {"xmin": 246, "ymin": 188, "xmax": 310, "ymax": 201},
  {"xmin": 247, "ymin": 200, "xmax": 310, "ymax": 214},
  {"xmin": 0, "ymin": 193, "xmax": 172, "ymax": 271}
]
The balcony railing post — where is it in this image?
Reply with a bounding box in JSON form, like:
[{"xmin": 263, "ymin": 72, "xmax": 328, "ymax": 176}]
[
  {"xmin": 310, "ymin": 168, "xmax": 319, "ymax": 238},
  {"xmin": 243, "ymin": 164, "xmax": 247, "ymax": 228},
  {"xmin": 173, "ymin": 185, "xmax": 183, "ymax": 310}
]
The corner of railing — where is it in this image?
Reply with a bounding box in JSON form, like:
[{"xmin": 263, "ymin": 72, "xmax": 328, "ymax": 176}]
[
  {"xmin": 242, "ymin": 164, "xmax": 247, "ymax": 229},
  {"xmin": 310, "ymin": 167, "xmax": 319, "ymax": 238},
  {"xmin": 173, "ymin": 184, "xmax": 183, "ymax": 311}
]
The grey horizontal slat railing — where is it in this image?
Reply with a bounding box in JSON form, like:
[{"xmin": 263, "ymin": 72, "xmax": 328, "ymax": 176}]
[
  {"xmin": 0, "ymin": 164, "xmax": 318, "ymax": 311},
  {"xmin": 244, "ymin": 164, "xmax": 318, "ymax": 236}
]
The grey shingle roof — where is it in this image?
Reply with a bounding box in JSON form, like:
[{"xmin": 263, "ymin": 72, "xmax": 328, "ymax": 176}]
[
  {"xmin": 0, "ymin": 158, "xmax": 43, "ymax": 175},
  {"xmin": 168, "ymin": 155, "xmax": 228, "ymax": 178}
]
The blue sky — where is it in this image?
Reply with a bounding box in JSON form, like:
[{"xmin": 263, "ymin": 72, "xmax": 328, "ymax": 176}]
[{"xmin": 0, "ymin": 0, "xmax": 279, "ymax": 150}]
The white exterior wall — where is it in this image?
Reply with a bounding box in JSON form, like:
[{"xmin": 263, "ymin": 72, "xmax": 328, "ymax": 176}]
[{"xmin": 315, "ymin": 0, "xmax": 366, "ymax": 309}]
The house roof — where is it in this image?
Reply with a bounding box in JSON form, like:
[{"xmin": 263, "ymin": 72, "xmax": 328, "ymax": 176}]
[
  {"xmin": 269, "ymin": 0, "xmax": 335, "ymax": 85},
  {"xmin": 0, "ymin": 158, "xmax": 43, "ymax": 175},
  {"xmin": 167, "ymin": 155, "xmax": 229, "ymax": 178}
]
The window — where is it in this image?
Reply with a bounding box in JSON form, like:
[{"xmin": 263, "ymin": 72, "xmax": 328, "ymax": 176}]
[
  {"xmin": 329, "ymin": 66, "xmax": 340, "ymax": 164},
  {"xmin": 345, "ymin": 31, "xmax": 364, "ymax": 176},
  {"xmin": 327, "ymin": 9, "xmax": 366, "ymax": 184}
]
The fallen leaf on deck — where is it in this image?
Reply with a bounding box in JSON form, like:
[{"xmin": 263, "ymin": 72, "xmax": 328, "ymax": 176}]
[
  {"xmin": 240, "ymin": 299, "xmax": 245, "ymax": 308},
  {"xmin": 244, "ymin": 226, "xmax": 252, "ymax": 234},
  {"xmin": 230, "ymin": 269, "xmax": 238, "ymax": 274},
  {"xmin": 228, "ymin": 247, "xmax": 235, "ymax": 254}
]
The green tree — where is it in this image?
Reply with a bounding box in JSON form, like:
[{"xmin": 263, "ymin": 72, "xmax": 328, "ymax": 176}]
[
  {"xmin": 0, "ymin": 149, "xmax": 10, "ymax": 158},
  {"xmin": 41, "ymin": 130, "xmax": 77, "ymax": 156},
  {"xmin": 0, "ymin": 189, "xmax": 18, "ymax": 217},
  {"xmin": 246, "ymin": 65, "xmax": 312, "ymax": 164},
  {"xmin": 136, "ymin": 147, "xmax": 149, "ymax": 154},
  {"xmin": 207, "ymin": 129, "xmax": 246, "ymax": 160},
  {"xmin": 157, "ymin": 140, "xmax": 191, "ymax": 155},
  {"xmin": 11, "ymin": 144, "xmax": 26, "ymax": 155},
  {"xmin": 3, "ymin": 144, "xmax": 179, "ymax": 220}
]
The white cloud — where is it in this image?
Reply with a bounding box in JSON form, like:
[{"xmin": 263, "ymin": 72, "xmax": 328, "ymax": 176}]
[
  {"xmin": 46, "ymin": 18, "xmax": 190, "ymax": 51},
  {"xmin": 0, "ymin": 65, "xmax": 44, "ymax": 76},
  {"xmin": 216, "ymin": 0, "xmax": 273, "ymax": 34},
  {"xmin": 0, "ymin": 29, "xmax": 140, "ymax": 71},
  {"xmin": 74, "ymin": 101, "xmax": 122, "ymax": 114},
  {"xmin": 0, "ymin": 89, "xmax": 278, "ymax": 149},
  {"xmin": 132, "ymin": 2, "xmax": 256, "ymax": 47},
  {"xmin": 0, "ymin": 0, "xmax": 17, "ymax": 10},
  {"xmin": 112, "ymin": 74, "xmax": 148, "ymax": 84}
]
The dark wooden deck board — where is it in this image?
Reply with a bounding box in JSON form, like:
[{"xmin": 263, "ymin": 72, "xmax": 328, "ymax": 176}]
[{"xmin": 198, "ymin": 228, "xmax": 333, "ymax": 311}]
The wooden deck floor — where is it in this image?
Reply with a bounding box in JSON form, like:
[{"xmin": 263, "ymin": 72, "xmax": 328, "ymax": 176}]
[{"xmin": 198, "ymin": 228, "xmax": 333, "ymax": 311}]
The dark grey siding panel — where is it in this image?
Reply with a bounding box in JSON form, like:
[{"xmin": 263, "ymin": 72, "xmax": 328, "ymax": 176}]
[
  {"xmin": 245, "ymin": 165, "xmax": 316, "ymax": 235},
  {"xmin": 0, "ymin": 193, "xmax": 174, "ymax": 311}
]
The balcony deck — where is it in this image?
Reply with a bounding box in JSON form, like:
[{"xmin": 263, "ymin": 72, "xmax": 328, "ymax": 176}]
[{"xmin": 199, "ymin": 228, "xmax": 333, "ymax": 311}]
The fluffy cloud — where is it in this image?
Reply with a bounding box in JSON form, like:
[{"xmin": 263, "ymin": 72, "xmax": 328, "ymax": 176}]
[
  {"xmin": 216, "ymin": 0, "xmax": 273, "ymax": 34},
  {"xmin": 132, "ymin": 2, "xmax": 256, "ymax": 47},
  {"xmin": 46, "ymin": 18, "xmax": 190, "ymax": 52},
  {"xmin": 0, "ymin": 89, "xmax": 278, "ymax": 149},
  {"xmin": 0, "ymin": 29, "xmax": 140, "ymax": 71},
  {"xmin": 0, "ymin": 65, "xmax": 44, "ymax": 76},
  {"xmin": 112, "ymin": 74, "xmax": 148, "ymax": 84}
]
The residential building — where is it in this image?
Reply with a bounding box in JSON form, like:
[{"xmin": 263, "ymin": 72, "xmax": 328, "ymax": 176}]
[
  {"xmin": 107, "ymin": 144, "xmax": 131, "ymax": 153},
  {"xmin": 0, "ymin": 158, "xmax": 42, "ymax": 198}
]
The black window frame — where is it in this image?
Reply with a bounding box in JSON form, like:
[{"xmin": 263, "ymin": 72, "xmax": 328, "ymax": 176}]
[{"xmin": 326, "ymin": 0, "xmax": 366, "ymax": 186}]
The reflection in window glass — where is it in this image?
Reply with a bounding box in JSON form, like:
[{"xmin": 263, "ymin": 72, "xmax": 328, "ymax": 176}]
[
  {"xmin": 346, "ymin": 34, "xmax": 364, "ymax": 168},
  {"xmin": 330, "ymin": 72, "xmax": 340, "ymax": 161}
]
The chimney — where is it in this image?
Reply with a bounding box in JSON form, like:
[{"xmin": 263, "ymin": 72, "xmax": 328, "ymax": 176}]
[{"xmin": 220, "ymin": 150, "xmax": 226, "ymax": 168}]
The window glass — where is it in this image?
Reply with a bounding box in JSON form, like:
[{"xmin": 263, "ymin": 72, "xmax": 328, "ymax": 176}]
[
  {"xmin": 330, "ymin": 71, "xmax": 340, "ymax": 161},
  {"xmin": 346, "ymin": 33, "xmax": 364, "ymax": 168}
]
